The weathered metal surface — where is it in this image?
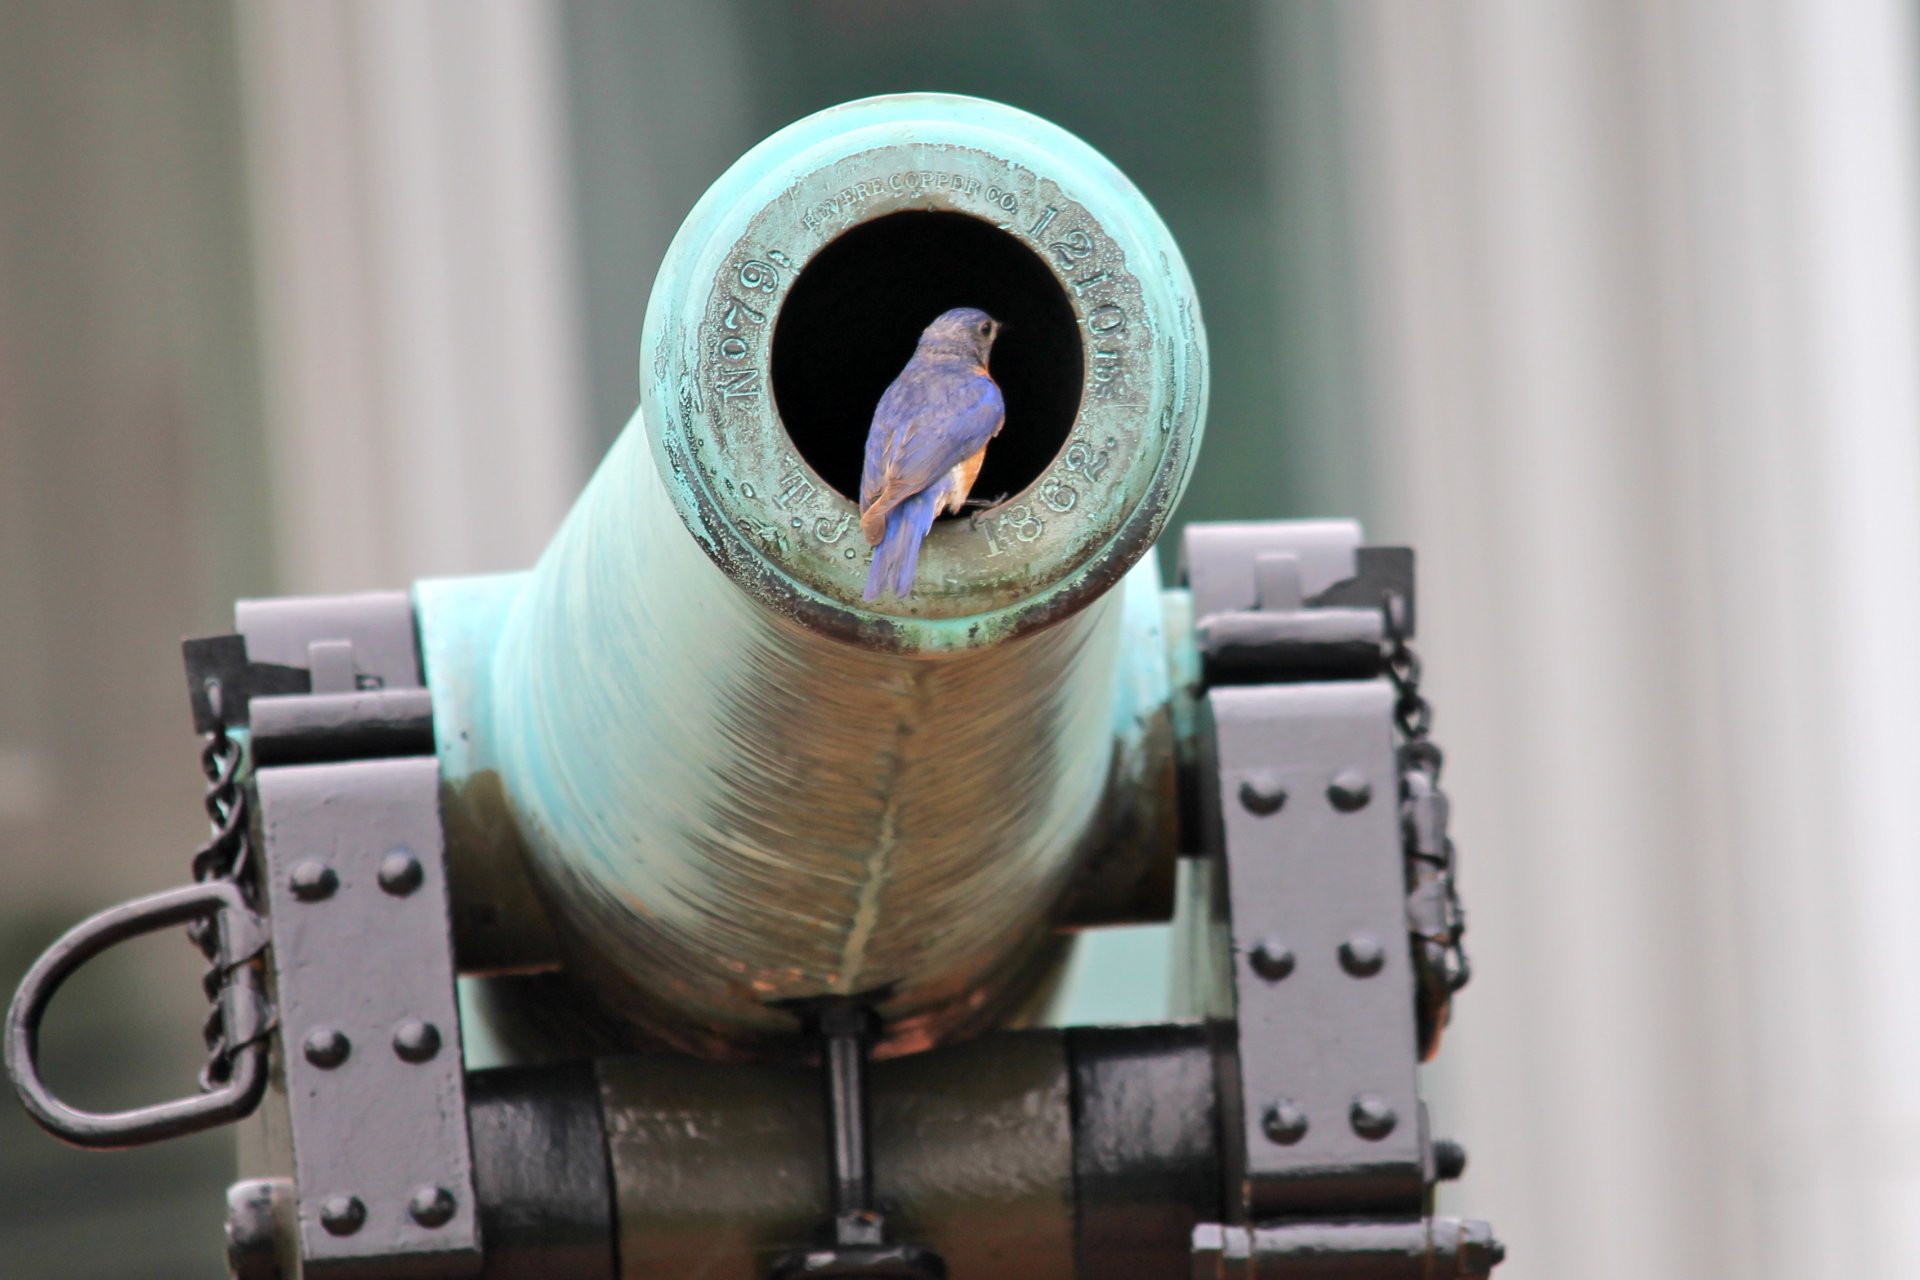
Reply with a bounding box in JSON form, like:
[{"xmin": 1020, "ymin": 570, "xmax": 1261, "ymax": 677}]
[
  {"xmin": 1181, "ymin": 522, "xmax": 1501, "ymax": 1274},
  {"xmin": 5, "ymin": 879, "xmax": 270, "ymax": 1147},
  {"xmin": 456, "ymin": 1026, "xmax": 1229, "ymax": 1279},
  {"xmin": 645, "ymin": 92, "xmax": 1207, "ymax": 641},
  {"xmin": 1190, "ymin": 1220, "xmax": 1504, "ymax": 1280},
  {"xmin": 466, "ymin": 1064, "xmax": 617, "ymax": 1280},
  {"xmin": 413, "ymin": 573, "xmax": 563, "ymax": 978},
  {"xmin": 256, "ymin": 757, "xmax": 481, "ymax": 1277},
  {"xmin": 226, "ymin": 1177, "xmax": 296, "ymax": 1280},
  {"xmin": 1069, "ymin": 1024, "xmax": 1223, "ymax": 1279},
  {"xmin": 237, "ymin": 590, "xmax": 439, "ymax": 765},
  {"xmin": 236, "ymin": 592, "xmax": 422, "ymax": 688},
  {"xmin": 1053, "ymin": 559, "xmax": 1181, "ymax": 928},
  {"xmin": 416, "ymin": 93, "xmax": 1205, "ymax": 1057},
  {"xmin": 600, "ymin": 1031, "xmax": 1076, "ymax": 1280},
  {"xmin": 1199, "ymin": 678, "xmax": 1425, "ymax": 1218}
]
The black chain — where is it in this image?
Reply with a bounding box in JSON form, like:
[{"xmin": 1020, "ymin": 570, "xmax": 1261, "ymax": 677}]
[
  {"xmin": 185, "ymin": 681, "xmax": 257, "ymax": 1090},
  {"xmin": 1382, "ymin": 593, "xmax": 1442, "ymax": 773},
  {"xmin": 1383, "ymin": 594, "xmax": 1470, "ymax": 1057}
]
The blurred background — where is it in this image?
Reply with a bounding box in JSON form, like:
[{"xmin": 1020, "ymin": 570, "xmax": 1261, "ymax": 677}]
[{"xmin": 3, "ymin": 1, "xmax": 1917, "ymax": 1276}]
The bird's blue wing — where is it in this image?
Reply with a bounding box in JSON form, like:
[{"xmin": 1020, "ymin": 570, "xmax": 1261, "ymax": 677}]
[
  {"xmin": 860, "ymin": 376, "xmax": 921, "ymax": 509},
  {"xmin": 882, "ymin": 373, "xmax": 1004, "ymax": 497}
]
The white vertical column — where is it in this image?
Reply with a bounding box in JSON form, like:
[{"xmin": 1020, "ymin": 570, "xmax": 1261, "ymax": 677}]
[
  {"xmin": 235, "ymin": 0, "xmax": 589, "ymax": 592},
  {"xmin": 1780, "ymin": 2, "xmax": 1920, "ymax": 1270},
  {"xmin": 1342, "ymin": 1, "xmax": 1920, "ymax": 1276}
]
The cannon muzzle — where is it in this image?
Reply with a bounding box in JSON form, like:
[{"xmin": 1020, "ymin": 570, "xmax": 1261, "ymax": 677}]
[{"xmin": 418, "ymin": 93, "xmax": 1208, "ymax": 1058}]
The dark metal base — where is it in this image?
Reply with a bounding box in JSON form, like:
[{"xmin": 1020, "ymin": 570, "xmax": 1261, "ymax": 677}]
[{"xmin": 768, "ymin": 1242, "xmax": 947, "ymax": 1280}]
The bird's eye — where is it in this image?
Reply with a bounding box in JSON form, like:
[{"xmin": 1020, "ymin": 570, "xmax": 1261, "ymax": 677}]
[{"xmin": 978, "ymin": 322, "xmax": 992, "ymax": 336}]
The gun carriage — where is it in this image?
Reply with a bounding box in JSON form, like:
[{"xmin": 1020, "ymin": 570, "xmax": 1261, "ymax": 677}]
[{"xmin": 7, "ymin": 95, "xmax": 1497, "ymax": 1280}]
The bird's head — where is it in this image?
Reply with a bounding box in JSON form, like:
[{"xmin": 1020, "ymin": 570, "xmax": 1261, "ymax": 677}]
[{"xmin": 918, "ymin": 307, "xmax": 1002, "ymax": 365}]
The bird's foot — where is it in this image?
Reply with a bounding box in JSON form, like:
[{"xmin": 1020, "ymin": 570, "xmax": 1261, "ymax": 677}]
[{"xmin": 964, "ymin": 494, "xmax": 1010, "ymax": 530}]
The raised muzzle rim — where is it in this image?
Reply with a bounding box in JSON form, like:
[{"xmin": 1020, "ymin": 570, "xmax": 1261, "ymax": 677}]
[{"xmin": 640, "ymin": 92, "xmax": 1208, "ymax": 652}]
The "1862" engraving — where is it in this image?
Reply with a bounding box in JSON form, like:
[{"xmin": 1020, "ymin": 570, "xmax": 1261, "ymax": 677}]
[
  {"xmin": 1063, "ymin": 434, "xmax": 1118, "ymax": 481},
  {"xmin": 979, "ymin": 504, "xmax": 1046, "ymax": 557}
]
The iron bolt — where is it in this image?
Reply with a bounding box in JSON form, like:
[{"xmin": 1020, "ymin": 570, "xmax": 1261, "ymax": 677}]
[
  {"xmin": 392, "ymin": 1019, "xmax": 441, "ymax": 1063},
  {"xmin": 1350, "ymin": 1094, "xmax": 1397, "ymax": 1140},
  {"xmin": 1249, "ymin": 937, "xmax": 1295, "ymax": 981},
  {"xmin": 378, "ymin": 849, "xmax": 424, "ymax": 896},
  {"xmin": 289, "ymin": 861, "xmax": 338, "ymax": 902},
  {"xmin": 1434, "ymin": 1138, "xmax": 1468, "ymax": 1180},
  {"xmin": 1463, "ymin": 1221, "xmax": 1506, "ymax": 1271},
  {"xmin": 1239, "ymin": 773, "xmax": 1287, "ymax": 816},
  {"xmin": 408, "ymin": 1185, "xmax": 456, "ymax": 1228},
  {"xmin": 319, "ymin": 1194, "xmax": 365, "ymax": 1236},
  {"xmin": 1261, "ymin": 1099, "xmax": 1308, "ymax": 1145},
  {"xmin": 1339, "ymin": 931, "xmax": 1386, "ymax": 977},
  {"xmin": 224, "ymin": 1179, "xmax": 285, "ymax": 1280},
  {"xmin": 1327, "ymin": 771, "xmax": 1372, "ymax": 811},
  {"xmin": 302, "ymin": 1027, "xmax": 350, "ymax": 1069}
]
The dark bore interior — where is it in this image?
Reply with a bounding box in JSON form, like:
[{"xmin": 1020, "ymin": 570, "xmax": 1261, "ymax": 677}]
[{"xmin": 771, "ymin": 211, "xmax": 1084, "ymax": 508}]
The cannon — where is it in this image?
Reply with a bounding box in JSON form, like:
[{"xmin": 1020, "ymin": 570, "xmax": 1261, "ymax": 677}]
[{"xmin": 6, "ymin": 94, "xmax": 1498, "ymax": 1280}]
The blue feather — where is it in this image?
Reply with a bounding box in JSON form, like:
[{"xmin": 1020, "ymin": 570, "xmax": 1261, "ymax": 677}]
[
  {"xmin": 862, "ymin": 376, "xmax": 1003, "ymax": 509},
  {"xmin": 865, "ymin": 488, "xmax": 943, "ymax": 601},
  {"xmin": 888, "ymin": 378, "xmax": 1003, "ymax": 491}
]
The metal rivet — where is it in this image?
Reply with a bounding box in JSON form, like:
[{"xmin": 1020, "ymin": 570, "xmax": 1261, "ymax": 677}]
[
  {"xmin": 408, "ymin": 1185, "xmax": 456, "ymax": 1228},
  {"xmin": 1239, "ymin": 773, "xmax": 1287, "ymax": 816},
  {"xmin": 392, "ymin": 1019, "xmax": 441, "ymax": 1063},
  {"xmin": 1261, "ymin": 1099, "xmax": 1308, "ymax": 1145},
  {"xmin": 1339, "ymin": 931, "xmax": 1386, "ymax": 977},
  {"xmin": 319, "ymin": 1194, "xmax": 365, "ymax": 1236},
  {"xmin": 378, "ymin": 850, "xmax": 423, "ymax": 896},
  {"xmin": 1434, "ymin": 1138, "xmax": 1468, "ymax": 1180},
  {"xmin": 1351, "ymin": 1094, "xmax": 1397, "ymax": 1139},
  {"xmin": 1249, "ymin": 937, "xmax": 1295, "ymax": 981},
  {"xmin": 303, "ymin": 1027, "xmax": 350, "ymax": 1069},
  {"xmin": 289, "ymin": 861, "xmax": 338, "ymax": 902},
  {"xmin": 1327, "ymin": 770, "xmax": 1372, "ymax": 811}
]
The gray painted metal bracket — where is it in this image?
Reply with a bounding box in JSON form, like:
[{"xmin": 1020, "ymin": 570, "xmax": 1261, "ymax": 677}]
[
  {"xmin": 186, "ymin": 591, "xmax": 431, "ymax": 737},
  {"xmin": 1199, "ymin": 680, "xmax": 1425, "ymax": 1218},
  {"xmin": 1180, "ymin": 520, "xmax": 1363, "ymax": 620},
  {"xmin": 238, "ymin": 592, "xmax": 423, "ymax": 690},
  {"xmin": 257, "ymin": 756, "xmax": 481, "ymax": 1278},
  {"xmin": 1179, "ymin": 516, "xmax": 1499, "ymax": 1276}
]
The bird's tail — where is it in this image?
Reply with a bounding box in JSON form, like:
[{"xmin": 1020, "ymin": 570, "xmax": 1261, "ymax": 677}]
[{"xmin": 864, "ymin": 490, "xmax": 941, "ymax": 601}]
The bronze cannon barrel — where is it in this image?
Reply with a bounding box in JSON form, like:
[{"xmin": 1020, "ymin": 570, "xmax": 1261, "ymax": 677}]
[{"xmin": 417, "ymin": 93, "xmax": 1207, "ymax": 1057}]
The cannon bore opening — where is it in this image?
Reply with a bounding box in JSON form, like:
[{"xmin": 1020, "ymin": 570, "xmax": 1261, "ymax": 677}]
[{"xmin": 771, "ymin": 211, "xmax": 1084, "ymax": 508}]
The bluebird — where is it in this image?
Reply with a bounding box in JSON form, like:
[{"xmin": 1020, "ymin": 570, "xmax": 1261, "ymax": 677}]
[{"xmin": 859, "ymin": 307, "xmax": 1005, "ymax": 600}]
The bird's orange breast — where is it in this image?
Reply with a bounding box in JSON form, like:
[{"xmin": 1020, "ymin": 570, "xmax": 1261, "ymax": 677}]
[
  {"xmin": 956, "ymin": 446, "xmax": 988, "ymax": 499},
  {"xmin": 942, "ymin": 446, "xmax": 990, "ymax": 517}
]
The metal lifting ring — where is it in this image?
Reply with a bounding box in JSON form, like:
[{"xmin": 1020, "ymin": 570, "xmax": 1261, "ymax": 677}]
[{"xmin": 5, "ymin": 879, "xmax": 268, "ymax": 1148}]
